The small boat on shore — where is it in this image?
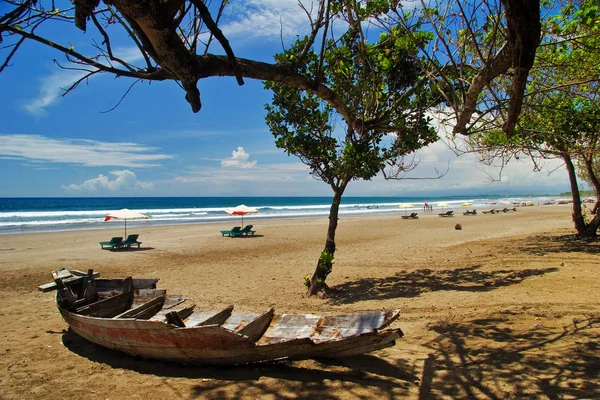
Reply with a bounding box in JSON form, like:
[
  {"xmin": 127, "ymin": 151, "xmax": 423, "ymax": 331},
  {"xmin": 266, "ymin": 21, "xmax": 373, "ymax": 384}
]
[{"xmin": 39, "ymin": 269, "xmax": 403, "ymax": 365}]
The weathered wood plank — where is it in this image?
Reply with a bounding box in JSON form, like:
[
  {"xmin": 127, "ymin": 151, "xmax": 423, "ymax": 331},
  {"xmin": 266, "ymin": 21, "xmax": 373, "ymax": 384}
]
[
  {"xmin": 236, "ymin": 308, "xmax": 274, "ymax": 342},
  {"xmin": 113, "ymin": 296, "xmax": 165, "ymax": 320},
  {"xmin": 165, "ymin": 311, "xmax": 186, "ymax": 327},
  {"xmin": 194, "ymin": 305, "xmax": 234, "ymax": 327},
  {"xmin": 76, "ymin": 291, "xmax": 131, "ymax": 317},
  {"xmin": 38, "ymin": 271, "xmax": 100, "ymax": 292}
]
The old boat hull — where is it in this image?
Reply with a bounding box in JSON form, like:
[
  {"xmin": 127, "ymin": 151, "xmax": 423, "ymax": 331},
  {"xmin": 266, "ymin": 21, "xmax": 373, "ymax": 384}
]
[
  {"xmin": 60, "ymin": 309, "xmax": 402, "ymax": 365},
  {"xmin": 42, "ymin": 269, "xmax": 403, "ymax": 365}
]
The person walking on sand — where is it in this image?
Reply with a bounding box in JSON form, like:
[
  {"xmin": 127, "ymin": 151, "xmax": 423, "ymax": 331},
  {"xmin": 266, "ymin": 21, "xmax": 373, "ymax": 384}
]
[{"xmin": 424, "ymin": 202, "xmax": 428, "ymax": 211}]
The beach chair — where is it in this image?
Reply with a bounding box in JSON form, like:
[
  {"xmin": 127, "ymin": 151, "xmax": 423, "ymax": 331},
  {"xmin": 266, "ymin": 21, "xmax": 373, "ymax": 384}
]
[
  {"xmin": 220, "ymin": 226, "xmax": 242, "ymax": 237},
  {"xmin": 401, "ymin": 213, "xmax": 419, "ymax": 219},
  {"xmin": 122, "ymin": 234, "xmax": 142, "ymax": 248},
  {"xmin": 99, "ymin": 237, "xmax": 123, "ymax": 249},
  {"xmin": 463, "ymin": 209, "xmax": 477, "ymax": 216},
  {"xmin": 239, "ymin": 225, "xmax": 256, "ymax": 236},
  {"xmin": 438, "ymin": 211, "xmax": 454, "ymax": 217}
]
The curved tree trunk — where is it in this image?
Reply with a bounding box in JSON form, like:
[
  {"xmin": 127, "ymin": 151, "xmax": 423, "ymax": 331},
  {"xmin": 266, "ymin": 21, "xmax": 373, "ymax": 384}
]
[
  {"xmin": 307, "ymin": 184, "xmax": 347, "ymax": 297},
  {"xmin": 564, "ymin": 153, "xmax": 599, "ymax": 238},
  {"xmin": 583, "ymin": 157, "xmax": 600, "ymax": 215},
  {"xmin": 583, "ymin": 157, "xmax": 600, "ymax": 234}
]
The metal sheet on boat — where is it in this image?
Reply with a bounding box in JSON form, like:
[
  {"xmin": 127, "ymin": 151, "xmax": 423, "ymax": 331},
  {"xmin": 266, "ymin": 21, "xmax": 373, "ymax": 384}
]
[{"xmin": 257, "ymin": 311, "xmax": 399, "ymax": 345}]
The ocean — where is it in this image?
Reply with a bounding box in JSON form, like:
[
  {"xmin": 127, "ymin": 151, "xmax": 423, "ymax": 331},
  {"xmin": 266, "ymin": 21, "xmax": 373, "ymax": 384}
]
[{"xmin": 0, "ymin": 195, "xmax": 554, "ymax": 235}]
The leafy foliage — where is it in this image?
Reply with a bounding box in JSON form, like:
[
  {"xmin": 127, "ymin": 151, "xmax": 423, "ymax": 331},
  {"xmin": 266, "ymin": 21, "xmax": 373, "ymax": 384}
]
[{"xmin": 265, "ymin": 27, "xmax": 439, "ymax": 189}]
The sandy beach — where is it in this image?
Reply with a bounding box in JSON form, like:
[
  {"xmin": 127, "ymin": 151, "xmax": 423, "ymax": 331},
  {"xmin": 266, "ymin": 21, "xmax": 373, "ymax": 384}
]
[{"xmin": 1, "ymin": 205, "xmax": 598, "ymax": 399}]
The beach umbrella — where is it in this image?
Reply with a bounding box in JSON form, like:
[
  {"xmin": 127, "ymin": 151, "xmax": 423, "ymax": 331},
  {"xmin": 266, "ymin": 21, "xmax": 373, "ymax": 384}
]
[
  {"xmin": 104, "ymin": 209, "xmax": 149, "ymax": 238},
  {"xmin": 397, "ymin": 204, "xmax": 415, "ymax": 215},
  {"xmin": 224, "ymin": 204, "xmax": 258, "ymax": 226},
  {"xmin": 437, "ymin": 202, "xmax": 450, "ymax": 211},
  {"xmin": 461, "ymin": 202, "xmax": 473, "ymax": 207}
]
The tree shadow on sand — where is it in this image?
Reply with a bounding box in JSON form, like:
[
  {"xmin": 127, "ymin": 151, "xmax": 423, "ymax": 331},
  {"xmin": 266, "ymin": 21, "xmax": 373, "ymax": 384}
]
[
  {"xmin": 419, "ymin": 314, "xmax": 600, "ymax": 399},
  {"xmin": 328, "ymin": 265, "xmax": 558, "ymax": 305},
  {"xmin": 519, "ymin": 234, "xmax": 600, "ymax": 256},
  {"xmin": 60, "ymin": 328, "xmax": 419, "ymax": 399}
]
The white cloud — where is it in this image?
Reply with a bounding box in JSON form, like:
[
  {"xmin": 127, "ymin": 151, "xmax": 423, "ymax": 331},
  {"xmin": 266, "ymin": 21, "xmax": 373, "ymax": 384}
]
[
  {"xmin": 24, "ymin": 46, "xmax": 145, "ymax": 116},
  {"xmin": 169, "ymin": 161, "xmax": 319, "ymax": 196},
  {"xmin": 0, "ymin": 134, "xmax": 172, "ymax": 167},
  {"xmin": 221, "ymin": 147, "xmax": 257, "ymax": 168},
  {"xmin": 346, "ymin": 139, "xmax": 569, "ymax": 196},
  {"xmin": 222, "ymin": 0, "xmax": 311, "ymax": 41},
  {"xmin": 63, "ymin": 170, "xmax": 153, "ymax": 192},
  {"xmin": 23, "ymin": 70, "xmax": 88, "ymax": 117}
]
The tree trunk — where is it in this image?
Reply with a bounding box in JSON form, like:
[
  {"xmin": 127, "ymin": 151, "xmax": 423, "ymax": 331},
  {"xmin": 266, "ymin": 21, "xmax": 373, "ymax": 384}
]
[
  {"xmin": 307, "ymin": 184, "xmax": 346, "ymax": 297},
  {"xmin": 564, "ymin": 153, "xmax": 599, "ymax": 238},
  {"xmin": 583, "ymin": 157, "xmax": 600, "ymax": 235},
  {"xmin": 584, "ymin": 157, "xmax": 600, "ymax": 215}
]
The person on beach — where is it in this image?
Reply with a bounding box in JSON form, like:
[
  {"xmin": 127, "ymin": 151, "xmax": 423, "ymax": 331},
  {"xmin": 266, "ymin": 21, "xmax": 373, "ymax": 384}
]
[{"xmin": 424, "ymin": 202, "xmax": 428, "ymax": 211}]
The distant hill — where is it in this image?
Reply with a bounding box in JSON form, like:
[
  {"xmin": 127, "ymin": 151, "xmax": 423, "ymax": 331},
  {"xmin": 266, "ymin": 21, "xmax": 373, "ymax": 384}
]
[{"xmin": 559, "ymin": 190, "xmax": 595, "ymax": 197}]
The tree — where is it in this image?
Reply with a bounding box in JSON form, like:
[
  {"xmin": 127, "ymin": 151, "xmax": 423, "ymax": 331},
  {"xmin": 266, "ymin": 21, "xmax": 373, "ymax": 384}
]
[
  {"xmin": 387, "ymin": 0, "xmax": 540, "ymax": 136},
  {"xmin": 511, "ymin": 96, "xmax": 600, "ymax": 238},
  {"xmin": 1, "ymin": 1, "xmax": 541, "ymax": 135},
  {"xmin": 467, "ymin": 0, "xmax": 600, "ymax": 238},
  {"xmin": 265, "ymin": 25, "xmax": 439, "ymax": 296}
]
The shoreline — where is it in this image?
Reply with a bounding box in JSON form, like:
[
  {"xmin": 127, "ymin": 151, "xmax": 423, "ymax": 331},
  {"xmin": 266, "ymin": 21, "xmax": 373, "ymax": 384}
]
[
  {"xmin": 0, "ymin": 194, "xmax": 569, "ymax": 235},
  {"xmin": 0, "ymin": 202, "xmax": 563, "ymax": 236}
]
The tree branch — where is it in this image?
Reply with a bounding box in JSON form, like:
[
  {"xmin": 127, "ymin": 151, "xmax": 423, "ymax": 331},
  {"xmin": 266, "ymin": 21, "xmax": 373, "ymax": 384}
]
[{"xmin": 189, "ymin": 0, "xmax": 243, "ymax": 85}]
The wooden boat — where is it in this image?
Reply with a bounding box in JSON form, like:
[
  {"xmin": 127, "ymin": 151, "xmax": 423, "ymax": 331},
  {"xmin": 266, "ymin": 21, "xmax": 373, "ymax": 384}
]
[{"xmin": 39, "ymin": 269, "xmax": 403, "ymax": 365}]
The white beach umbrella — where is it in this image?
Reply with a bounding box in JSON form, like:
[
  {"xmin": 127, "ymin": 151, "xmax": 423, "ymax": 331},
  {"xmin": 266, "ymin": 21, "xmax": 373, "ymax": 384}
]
[
  {"xmin": 104, "ymin": 209, "xmax": 149, "ymax": 237},
  {"xmin": 397, "ymin": 204, "xmax": 415, "ymax": 215},
  {"xmin": 224, "ymin": 204, "xmax": 258, "ymax": 226},
  {"xmin": 437, "ymin": 202, "xmax": 450, "ymax": 211}
]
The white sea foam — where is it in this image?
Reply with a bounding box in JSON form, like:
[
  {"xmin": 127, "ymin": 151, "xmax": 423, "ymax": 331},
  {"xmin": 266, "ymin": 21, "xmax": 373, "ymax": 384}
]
[{"xmin": 0, "ymin": 196, "xmax": 555, "ymax": 234}]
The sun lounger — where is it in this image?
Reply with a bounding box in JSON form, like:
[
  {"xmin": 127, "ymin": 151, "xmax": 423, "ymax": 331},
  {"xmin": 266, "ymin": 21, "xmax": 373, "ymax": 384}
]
[
  {"xmin": 239, "ymin": 225, "xmax": 257, "ymax": 236},
  {"xmin": 438, "ymin": 211, "xmax": 454, "ymax": 217},
  {"xmin": 401, "ymin": 213, "xmax": 419, "ymax": 219},
  {"xmin": 122, "ymin": 234, "xmax": 142, "ymax": 248},
  {"xmin": 463, "ymin": 209, "xmax": 477, "ymax": 216},
  {"xmin": 220, "ymin": 226, "xmax": 242, "ymax": 237},
  {"xmin": 99, "ymin": 237, "xmax": 123, "ymax": 249}
]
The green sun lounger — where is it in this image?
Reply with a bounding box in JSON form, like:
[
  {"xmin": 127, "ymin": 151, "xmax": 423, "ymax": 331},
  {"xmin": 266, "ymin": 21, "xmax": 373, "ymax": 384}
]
[
  {"xmin": 239, "ymin": 225, "xmax": 256, "ymax": 236},
  {"xmin": 99, "ymin": 237, "xmax": 123, "ymax": 249},
  {"xmin": 220, "ymin": 226, "xmax": 242, "ymax": 237},
  {"xmin": 122, "ymin": 234, "xmax": 142, "ymax": 248}
]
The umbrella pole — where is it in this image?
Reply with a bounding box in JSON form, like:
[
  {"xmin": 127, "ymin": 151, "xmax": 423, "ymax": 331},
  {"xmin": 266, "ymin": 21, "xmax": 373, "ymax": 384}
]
[{"xmin": 125, "ymin": 219, "xmax": 127, "ymax": 238}]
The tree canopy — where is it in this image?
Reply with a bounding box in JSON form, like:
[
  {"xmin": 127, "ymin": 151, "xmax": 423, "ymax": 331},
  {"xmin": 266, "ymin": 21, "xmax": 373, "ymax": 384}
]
[{"xmin": 1, "ymin": 0, "xmax": 542, "ymax": 135}]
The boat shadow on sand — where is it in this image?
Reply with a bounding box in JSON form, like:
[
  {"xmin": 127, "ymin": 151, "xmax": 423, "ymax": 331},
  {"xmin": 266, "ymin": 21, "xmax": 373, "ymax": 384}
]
[
  {"xmin": 58, "ymin": 328, "xmax": 419, "ymax": 389},
  {"xmin": 327, "ymin": 265, "xmax": 558, "ymax": 305}
]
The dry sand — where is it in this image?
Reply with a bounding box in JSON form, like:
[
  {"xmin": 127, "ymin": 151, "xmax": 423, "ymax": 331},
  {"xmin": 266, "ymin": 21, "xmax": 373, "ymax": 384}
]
[{"xmin": 0, "ymin": 205, "xmax": 598, "ymax": 399}]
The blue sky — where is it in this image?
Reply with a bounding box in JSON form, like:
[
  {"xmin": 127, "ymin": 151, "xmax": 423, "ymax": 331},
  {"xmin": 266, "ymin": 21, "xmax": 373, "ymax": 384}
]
[{"xmin": 0, "ymin": 1, "xmax": 570, "ymax": 197}]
